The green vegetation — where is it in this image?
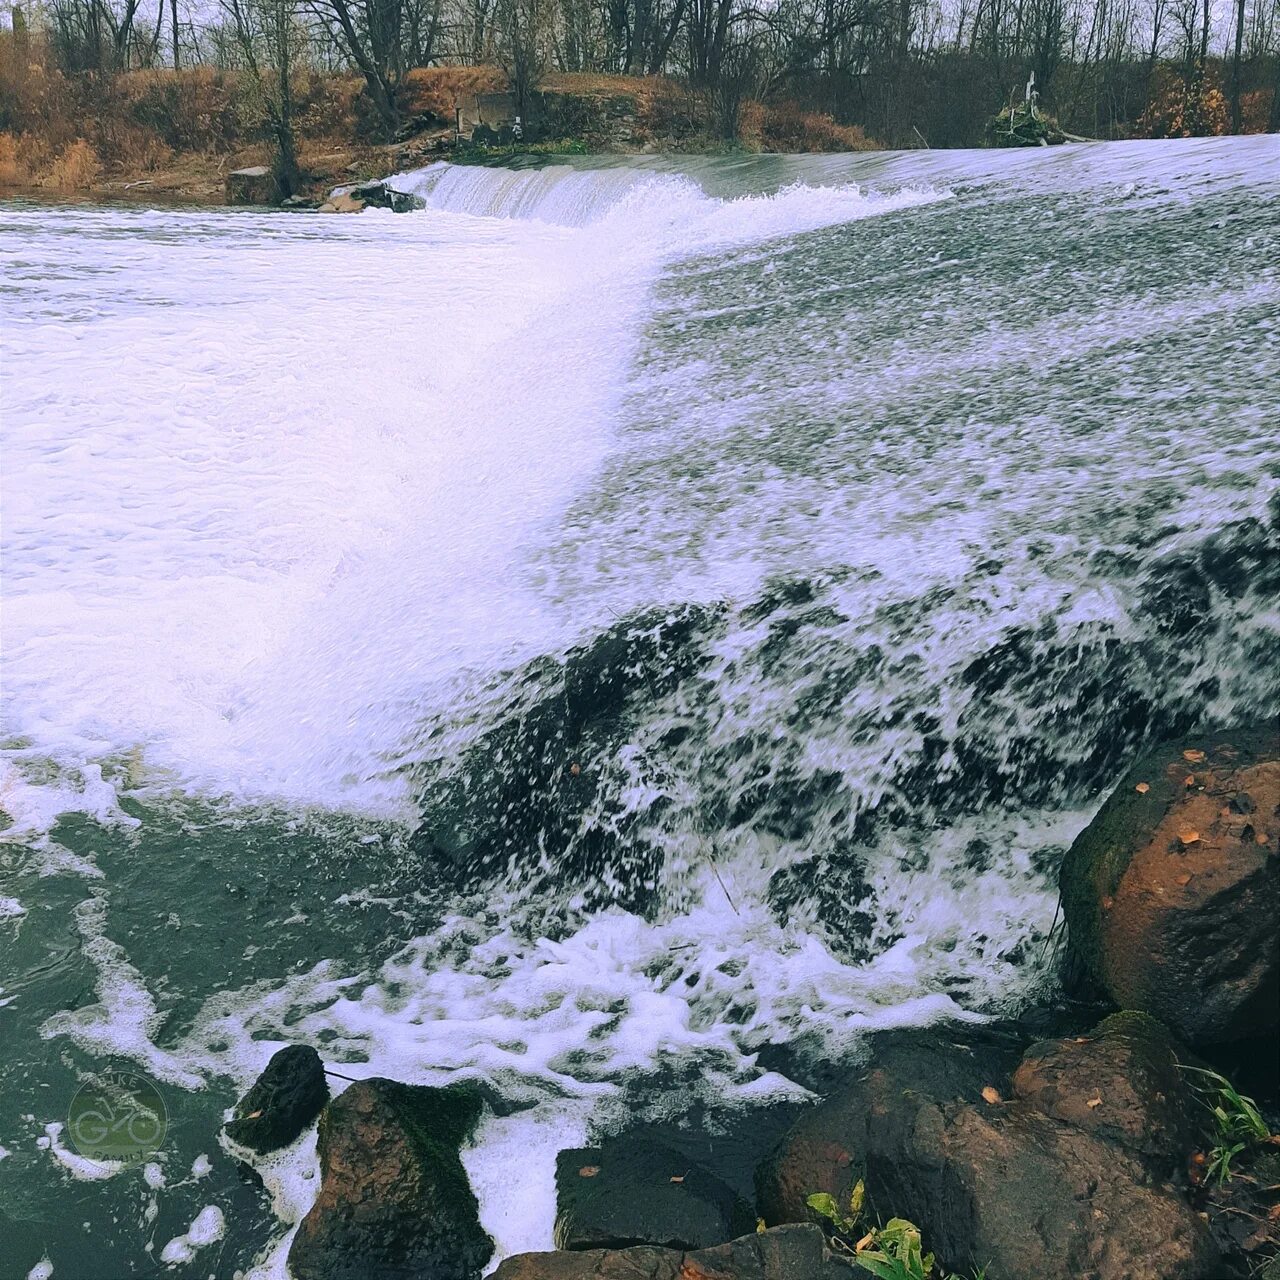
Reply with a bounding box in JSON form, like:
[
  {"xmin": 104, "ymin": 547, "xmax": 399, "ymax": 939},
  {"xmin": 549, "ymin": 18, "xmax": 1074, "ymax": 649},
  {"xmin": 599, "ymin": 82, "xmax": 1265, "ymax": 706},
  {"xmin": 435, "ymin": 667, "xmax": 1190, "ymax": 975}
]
[
  {"xmin": 806, "ymin": 1183, "xmax": 998, "ymax": 1280},
  {"xmin": 1179, "ymin": 1065, "xmax": 1274, "ymax": 1185},
  {"xmin": 985, "ymin": 102, "xmax": 1067, "ymax": 146}
]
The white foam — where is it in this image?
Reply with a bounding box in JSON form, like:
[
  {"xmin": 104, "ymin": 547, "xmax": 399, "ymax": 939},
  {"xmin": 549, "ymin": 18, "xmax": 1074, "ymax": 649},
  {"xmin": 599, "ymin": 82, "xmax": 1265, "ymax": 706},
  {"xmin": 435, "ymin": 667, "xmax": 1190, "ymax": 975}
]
[
  {"xmin": 159, "ymin": 1204, "xmax": 225, "ymax": 1265},
  {"xmin": 0, "ymin": 897, "xmax": 26, "ymax": 919},
  {"xmin": 38, "ymin": 895, "xmax": 205, "ymax": 1088},
  {"xmin": 41, "ymin": 1122, "xmax": 125, "ymax": 1181}
]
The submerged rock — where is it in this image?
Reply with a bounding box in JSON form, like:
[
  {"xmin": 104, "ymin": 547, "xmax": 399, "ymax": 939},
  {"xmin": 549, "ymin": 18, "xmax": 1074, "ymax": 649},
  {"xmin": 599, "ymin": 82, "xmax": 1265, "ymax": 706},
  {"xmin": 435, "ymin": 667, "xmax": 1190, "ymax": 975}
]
[
  {"xmin": 493, "ymin": 1223, "xmax": 855, "ymax": 1279},
  {"xmin": 756, "ymin": 1028, "xmax": 1221, "ymax": 1280},
  {"xmin": 1060, "ymin": 724, "xmax": 1279, "ymax": 1046},
  {"xmin": 412, "ymin": 601, "xmax": 720, "ymax": 910},
  {"xmin": 224, "ymin": 1043, "xmax": 328, "ymax": 1155},
  {"xmin": 554, "ymin": 1134, "xmax": 754, "ymax": 1251},
  {"xmin": 288, "ymin": 1078, "xmax": 492, "ymax": 1280}
]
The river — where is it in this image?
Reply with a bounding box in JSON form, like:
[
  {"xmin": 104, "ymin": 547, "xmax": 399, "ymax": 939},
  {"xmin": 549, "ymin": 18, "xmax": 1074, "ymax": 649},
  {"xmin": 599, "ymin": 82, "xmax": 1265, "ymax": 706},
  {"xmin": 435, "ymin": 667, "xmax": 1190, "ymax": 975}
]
[{"xmin": 1, "ymin": 136, "xmax": 1278, "ymax": 1278}]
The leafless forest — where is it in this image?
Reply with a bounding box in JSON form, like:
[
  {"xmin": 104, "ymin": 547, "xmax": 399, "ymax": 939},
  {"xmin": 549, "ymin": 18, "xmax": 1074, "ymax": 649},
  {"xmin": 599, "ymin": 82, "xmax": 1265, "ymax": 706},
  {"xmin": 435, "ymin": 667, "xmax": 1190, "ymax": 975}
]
[{"xmin": 3, "ymin": 0, "xmax": 1277, "ymax": 181}]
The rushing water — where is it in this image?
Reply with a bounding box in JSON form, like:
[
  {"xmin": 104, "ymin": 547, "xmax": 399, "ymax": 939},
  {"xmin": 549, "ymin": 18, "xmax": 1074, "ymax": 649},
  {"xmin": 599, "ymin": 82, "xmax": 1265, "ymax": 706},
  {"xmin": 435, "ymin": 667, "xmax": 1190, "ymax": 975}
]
[{"xmin": 1, "ymin": 137, "xmax": 1279, "ymax": 1279}]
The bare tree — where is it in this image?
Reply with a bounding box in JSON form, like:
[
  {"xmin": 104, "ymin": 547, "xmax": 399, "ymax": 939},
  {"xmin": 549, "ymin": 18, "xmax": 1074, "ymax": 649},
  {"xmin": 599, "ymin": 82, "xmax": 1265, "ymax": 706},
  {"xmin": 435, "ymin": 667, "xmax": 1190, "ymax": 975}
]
[{"xmin": 223, "ymin": 0, "xmax": 304, "ymax": 193}]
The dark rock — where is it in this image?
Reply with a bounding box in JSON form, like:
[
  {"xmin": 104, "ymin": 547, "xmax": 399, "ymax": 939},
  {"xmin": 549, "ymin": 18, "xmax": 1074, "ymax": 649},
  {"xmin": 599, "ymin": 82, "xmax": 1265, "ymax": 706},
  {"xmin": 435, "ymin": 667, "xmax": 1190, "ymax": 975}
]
[
  {"xmin": 226, "ymin": 165, "xmax": 280, "ymax": 206},
  {"xmin": 756, "ymin": 1029, "xmax": 1221, "ymax": 1280},
  {"xmin": 1012, "ymin": 1011, "xmax": 1200, "ymax": 1173},
  {"xmin": 1060, "ymin": 724, "xmax": 1280, "ymax": 1046},
  {"xmin": 224, "ymin": 1044, "xmax": 328, "ymax": 1155},
  {"xmin": 492, "ymin": 1223, "xmax": 856, "ymax": 1280},
  {"xmin": 346, "ymin": 179, "xmax": 426, "ymax": 213},
  {"xmin": 393, "ymin": 110, "xmax": 444, "ymax": 141},
  {"xmin": 288, "ymin": 1078, "xmax": 492, "ymax": 1280},
  {"xmin": 554, "ymin": 1135, "xmax": 754, "ymax": 1251},
  {"xmin": 411, "ymin": 602, "xmax": 720, "ymax": 910}
]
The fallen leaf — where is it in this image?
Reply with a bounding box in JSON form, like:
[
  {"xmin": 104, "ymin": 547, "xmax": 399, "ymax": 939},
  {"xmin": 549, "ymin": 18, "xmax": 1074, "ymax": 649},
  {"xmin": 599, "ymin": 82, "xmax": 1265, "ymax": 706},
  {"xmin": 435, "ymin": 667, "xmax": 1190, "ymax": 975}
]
[
  {"xmin": 245, "ymin": 1109, "xmax": 263, "ymax": 1120},
  {"xmin": 1179, "ymin": 829, "xmax": 1200, "ymax": 845},
  {"xmin": 1135, "ymin": 782, "xmax": 1150, "ymax": 794},
  {"xmin": 1102, "ymin": 895, "xmax": 1114, "ymax": 910},
  {"xmin": 1183, "ymin": 749, "xmax": 1206, "ymax": 763},
  {"xmin": 1175, "ymin": 874, "xmax": 1192, "ymax": 886},
  {"xmin": 579, "ymin": 1165, "xmax": 600, "ymax": 1178},
  {"xmin": 756, "ymin": 1218, "xmax": 767, "ymax": 1234},
  {"xmin": 1184, "ymin": 775, "xmax": 1196, "ymax": 788},
  {"xmin": 569, "ymin": 762, "xmax": 581, "ymax": 776},
  {"xmin": 1087, "ymin": 1096, "xmax": 1103, "ymax": 1109},
  {"xmin": 855, "ymin": 1232, "xmax": 876, "ymax": 1253},
  {"xmin": 981, "ymin": 1086, "xmax": 1001, "ymax": 1104},
  {"xmin": 670, "ymin": 1175, "xmax": 685, "ymax": 1184}
]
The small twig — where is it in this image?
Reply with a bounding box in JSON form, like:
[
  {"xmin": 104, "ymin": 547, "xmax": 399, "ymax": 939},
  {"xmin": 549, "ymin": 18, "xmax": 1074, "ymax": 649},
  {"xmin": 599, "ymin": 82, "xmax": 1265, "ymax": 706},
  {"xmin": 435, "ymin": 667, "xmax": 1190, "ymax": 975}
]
[
  {"xmin": 323, "ymin": 1068, "xmax": 361, "ymax": 1082},
  {"xmin": 707, "ymin": 847, "xmax": 739, "ymax": 916}
]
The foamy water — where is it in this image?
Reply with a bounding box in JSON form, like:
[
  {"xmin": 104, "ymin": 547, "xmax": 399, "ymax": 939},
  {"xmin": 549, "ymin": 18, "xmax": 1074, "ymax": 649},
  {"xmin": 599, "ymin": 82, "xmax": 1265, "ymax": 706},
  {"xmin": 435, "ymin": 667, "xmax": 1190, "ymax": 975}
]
[{"xmin": 2, "ymin": 137, "xmax": 1278, "ymax": 1278}]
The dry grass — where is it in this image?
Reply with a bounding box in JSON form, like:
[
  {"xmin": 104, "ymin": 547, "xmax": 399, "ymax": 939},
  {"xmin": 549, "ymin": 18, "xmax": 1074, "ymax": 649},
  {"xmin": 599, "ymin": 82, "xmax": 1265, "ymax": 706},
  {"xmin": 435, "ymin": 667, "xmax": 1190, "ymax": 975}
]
[
  {"xmin": 402, "ymin": 65, "xmax": 507, "ymax": 118},
  {"xmin": 46, "ymin": 137, "xmax": 99, "ymax": 191},
  {"xmin": 745, "ymin": 100, "xmax": 879, "ymax": 152}
]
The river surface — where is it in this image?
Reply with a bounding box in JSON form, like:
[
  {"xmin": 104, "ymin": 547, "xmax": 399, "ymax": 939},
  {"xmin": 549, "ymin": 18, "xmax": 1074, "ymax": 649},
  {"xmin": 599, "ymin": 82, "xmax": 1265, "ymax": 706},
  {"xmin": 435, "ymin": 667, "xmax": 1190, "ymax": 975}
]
[{"xmin": 1, "ymin": 137, "xmax": 1279, "ymax": 1279}]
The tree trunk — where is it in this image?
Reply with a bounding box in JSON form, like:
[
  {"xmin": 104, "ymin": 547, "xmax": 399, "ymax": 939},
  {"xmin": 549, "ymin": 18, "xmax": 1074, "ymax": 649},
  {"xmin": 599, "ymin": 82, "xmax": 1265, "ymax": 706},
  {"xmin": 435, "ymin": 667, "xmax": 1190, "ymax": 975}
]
[{"xmin": 1228, "ymin": 0, "xmax": 1245, "ymax": 132}]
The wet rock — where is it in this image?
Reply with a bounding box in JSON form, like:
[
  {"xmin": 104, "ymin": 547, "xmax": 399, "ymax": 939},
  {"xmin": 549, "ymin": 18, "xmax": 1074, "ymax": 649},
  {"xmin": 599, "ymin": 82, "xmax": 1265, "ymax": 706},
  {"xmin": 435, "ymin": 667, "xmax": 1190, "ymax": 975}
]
[
  {"xmin": 1012, "ymin": 1011, "xmax": 1199, "ymax": 1173},
  {"xmin": 318, "ymin": 192, "xmax": 366, "ymax": 214},
  {"xmin": 756, "ymin": 1029, "xmax": 1221, "ymax": 1280},
  {"xmin": 554, "ymin": 1134, "xmax": 754, "ymax": 1251},
  {"xmin": 411, "ymin": 602, "xmax": 721, "ymax": 910},
  {"xmin": 226, "ymin": 166, "xmax": 280, "ymax": 205},
  {"xmin": 288, "ymin": 1078, "xmax": 492, "ymax": 1280},
  {"xmin": 1060, "ymin": 724, "xmax": 1279, "ymax": 1045},
  {"xmin": 224, "ymin": 1044, "xmax": 328, "ymax": 1154},
  {"xmin": 346, "ymin": 179, "xmax": 426, "ymax": 212},
  {"xmin": 493, "ymin": 1223, "xmax": 856, "ymax": 1279}
]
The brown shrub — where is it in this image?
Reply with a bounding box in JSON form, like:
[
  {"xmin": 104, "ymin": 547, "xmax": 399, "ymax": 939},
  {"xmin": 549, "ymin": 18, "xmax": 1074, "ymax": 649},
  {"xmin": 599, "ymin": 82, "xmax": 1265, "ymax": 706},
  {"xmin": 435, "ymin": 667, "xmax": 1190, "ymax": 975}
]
[
  {"xmin": 1135, "ymin": 67, "xmax": 1229, "ymax": 137},
  {"xmin": 0, "ymin": 131, "xmax": 22, "ymax": 183},
  {"xmin": 753, "ymin": 100, "xmax": 878, "ymax": 152},
  {"xmin": 46, "ymin": 138, "xmax": 99, "ymax": 191},
  {"xmin": 401, "ymin": 65, "xmax": 507, "ymax": 119}
]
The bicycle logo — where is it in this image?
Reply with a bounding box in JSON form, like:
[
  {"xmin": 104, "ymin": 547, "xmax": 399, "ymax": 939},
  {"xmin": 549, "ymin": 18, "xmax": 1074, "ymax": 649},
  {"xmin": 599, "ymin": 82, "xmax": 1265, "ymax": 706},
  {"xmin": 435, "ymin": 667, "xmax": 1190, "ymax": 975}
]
[{"xmin": 68, "ymin": 1070, "xmax": 167, "ymax": 1163}]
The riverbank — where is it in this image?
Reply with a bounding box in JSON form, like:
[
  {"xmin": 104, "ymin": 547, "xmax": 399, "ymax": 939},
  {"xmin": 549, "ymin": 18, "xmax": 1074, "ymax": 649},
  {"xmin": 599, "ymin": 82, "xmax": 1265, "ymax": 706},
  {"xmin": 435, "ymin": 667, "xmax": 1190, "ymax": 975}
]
[{"xmin": 0, "ymin": 64, "xmax": 876, "ymax": 207}]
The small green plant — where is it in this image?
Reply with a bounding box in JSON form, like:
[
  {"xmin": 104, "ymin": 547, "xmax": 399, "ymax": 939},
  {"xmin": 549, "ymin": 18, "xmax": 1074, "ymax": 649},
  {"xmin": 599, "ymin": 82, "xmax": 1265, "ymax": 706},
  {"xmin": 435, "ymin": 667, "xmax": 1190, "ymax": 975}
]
[
  {"xmin": 806, "ymin": 1182, "xmax": 936, "ymax": 1278},
  {"xmin": 1180, "ymin": 1064, "xmax": 1273, "ymax": 1184}
]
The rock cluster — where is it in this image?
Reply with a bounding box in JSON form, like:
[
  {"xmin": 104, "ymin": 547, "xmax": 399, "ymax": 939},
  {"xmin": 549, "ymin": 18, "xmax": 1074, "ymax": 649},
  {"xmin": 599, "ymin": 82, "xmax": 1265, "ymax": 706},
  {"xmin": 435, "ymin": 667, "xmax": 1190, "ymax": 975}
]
[{"xmin": 221, "ymin": 725, "xmax": 1276, "ymax": 1280}]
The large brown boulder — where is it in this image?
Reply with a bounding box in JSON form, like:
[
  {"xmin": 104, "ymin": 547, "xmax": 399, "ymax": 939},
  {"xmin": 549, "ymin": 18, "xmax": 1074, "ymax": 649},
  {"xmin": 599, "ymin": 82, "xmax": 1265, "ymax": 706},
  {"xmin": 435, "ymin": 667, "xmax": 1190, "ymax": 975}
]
[
  {"xmin": 1060, "ymin": 724, "xmax": 1279, "ymax": 1046},
  {"xmin": 756, "ymin": 1030, "xmax": 1221, "ymax": 1280},
  {"xmin": 288, "ymin": 1078, "xmax": 493, "ymax": 1280},
  {"xmin": 1012, "ymin": 1011, "xmax": 1200, "ymax": 1173},
  {"xmin": 492, "ymin": 1223, "xmax": 855, "ymax": 1280}
]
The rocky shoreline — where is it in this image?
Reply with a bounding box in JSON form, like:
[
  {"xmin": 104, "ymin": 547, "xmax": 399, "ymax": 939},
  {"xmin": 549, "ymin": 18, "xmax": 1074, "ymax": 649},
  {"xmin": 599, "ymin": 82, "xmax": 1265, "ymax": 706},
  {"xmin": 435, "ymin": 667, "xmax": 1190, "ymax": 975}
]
[{"xmin": 219, "ymin": 724, "xmax": 1279, "ymax": 1280}]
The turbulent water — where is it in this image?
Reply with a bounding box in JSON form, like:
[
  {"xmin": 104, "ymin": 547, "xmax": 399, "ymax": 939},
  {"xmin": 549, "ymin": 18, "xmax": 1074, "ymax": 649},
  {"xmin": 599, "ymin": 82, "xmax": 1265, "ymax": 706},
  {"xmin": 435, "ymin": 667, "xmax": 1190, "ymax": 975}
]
[{"xmin": 1, "ymin": 137, "xmax": 1279, "ymax": 1279}]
